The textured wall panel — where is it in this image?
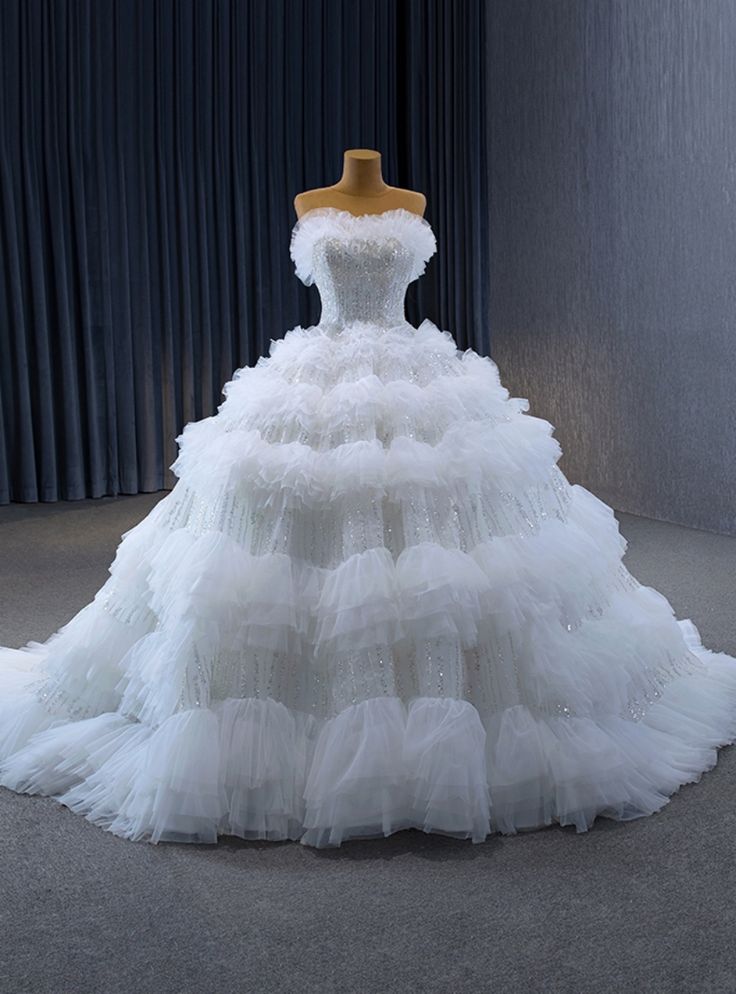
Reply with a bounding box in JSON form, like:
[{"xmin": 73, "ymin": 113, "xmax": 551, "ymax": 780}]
[{"xmin": 489, "ymin": 0, "xmax": 736, "ymax": 534}]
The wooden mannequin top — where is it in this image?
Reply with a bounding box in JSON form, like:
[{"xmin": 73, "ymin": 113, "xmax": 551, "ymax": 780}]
[{"xmin": 293, "ymin": 149, "xmax": 426, "ymax": 220}]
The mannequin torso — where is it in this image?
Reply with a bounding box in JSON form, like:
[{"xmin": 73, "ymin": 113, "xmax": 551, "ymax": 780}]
[{"xmin": 293, "ymin": 149, "xmax": 425, "ymax": 219}]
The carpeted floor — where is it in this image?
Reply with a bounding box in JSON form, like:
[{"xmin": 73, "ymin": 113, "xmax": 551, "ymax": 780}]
[{"xmin": 1, "ymin": 493, "xmax": 735, "ymax": 994}]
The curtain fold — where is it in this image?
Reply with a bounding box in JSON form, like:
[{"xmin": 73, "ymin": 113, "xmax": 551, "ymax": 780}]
[{"xmin": 0, "ymin": 0, "xmax": 489, "ymax": 503}]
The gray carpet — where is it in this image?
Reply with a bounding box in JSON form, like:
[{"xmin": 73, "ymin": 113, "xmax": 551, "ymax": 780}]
[{"xmin": 1, "ymin": 493, "xmax": 735, "ymax": 994}]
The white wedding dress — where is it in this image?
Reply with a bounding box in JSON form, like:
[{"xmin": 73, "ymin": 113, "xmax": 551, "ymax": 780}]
[{"xmin": 2, "ymin": 206, "xmax": 736, "ymax": 848}]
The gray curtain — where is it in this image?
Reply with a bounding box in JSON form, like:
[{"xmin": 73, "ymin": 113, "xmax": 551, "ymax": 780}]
[{"xmin": 0, "ymin": 0, "xmax": 489, "ymax": 504}]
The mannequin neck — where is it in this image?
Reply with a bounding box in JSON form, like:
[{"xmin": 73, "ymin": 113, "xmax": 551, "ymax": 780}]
[{"xmin": 332, "ymin": 149, "xmax": 389, "ymax": 197}]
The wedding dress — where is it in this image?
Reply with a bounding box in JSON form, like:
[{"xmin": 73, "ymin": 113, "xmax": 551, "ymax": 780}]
[{"xmin": 2, "ymin": 206, "xmax": 735, "ymax": 849}]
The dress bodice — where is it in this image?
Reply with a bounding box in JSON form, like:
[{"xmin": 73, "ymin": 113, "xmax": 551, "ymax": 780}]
[{"xmin": 289, "ymin": 207, "xmax": 437, "ymax": 328}]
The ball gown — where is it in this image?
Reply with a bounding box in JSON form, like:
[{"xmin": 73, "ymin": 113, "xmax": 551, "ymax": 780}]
[{"xmin": 1, "ymin": 205, "xmax": 735, "ymax": 848}]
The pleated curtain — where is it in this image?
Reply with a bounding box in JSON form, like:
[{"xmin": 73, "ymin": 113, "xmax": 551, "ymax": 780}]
[{"xmin": 0, "ymin": 0, "xmax": 489, "ymax": 503}]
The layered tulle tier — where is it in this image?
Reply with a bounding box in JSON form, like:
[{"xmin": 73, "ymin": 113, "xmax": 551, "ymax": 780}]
[
  {"xmin": 218, "ymin": 346, "xmax": 526, "ymax": 449},
  {"xmin": 222, "ymin": 320, "xmax": 502, "ymax": 431},
  {"xmin": 6, "ymin": 468, "xmax": 695, "ymax": 730},
  {"xmin": 2, "ymin": 620, "xmax": 736, "ymax": 847},
  {"xmin": 173, "ymin": 320, "xmax": 555, "ymax": 511},
  {"xmin": 259, "ymin": 317, "xmax": 463, "ymax": 384}
]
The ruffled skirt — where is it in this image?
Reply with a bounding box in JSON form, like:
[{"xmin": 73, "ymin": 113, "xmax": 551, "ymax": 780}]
[{"xmin": 1, "ymin": 318, "xmax": 735, "ymax": 847}]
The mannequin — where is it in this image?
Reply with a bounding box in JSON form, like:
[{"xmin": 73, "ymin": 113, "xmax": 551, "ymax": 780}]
[{"xmin": 293, "ymin": 148, "xmax": 426, "ymax": 219}]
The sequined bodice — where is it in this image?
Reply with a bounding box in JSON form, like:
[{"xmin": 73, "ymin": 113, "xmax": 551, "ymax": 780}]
[{"xmin": 289, "ymin": 207, "xmax": 438, "ymax": 329}]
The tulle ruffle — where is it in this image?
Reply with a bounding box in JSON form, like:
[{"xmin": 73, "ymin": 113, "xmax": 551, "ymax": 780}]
[
  {"xmin": 217, "ymin": 347, "xmax": 523, "ymax": 447},
  {"xmin": 174, "ymin": 319, "xmax": 543, "ymax": 507},
  {"xmin": 1, "ymin": 475, "xmax": 718, "ymax": 746},
  {"xmin": 2, "ymin": 619, "xmax": 736, "ymax": 848},
  {"xmin": 290, "ymin": 207, "xmax": 437, "ymax": 287},
  {"xmin": 172, "ymin": 409, "xmax": 561, "ymax": 509},
  {"xmin": 245, "ymin": 318, "xmax": 471, "ymax": 391}
]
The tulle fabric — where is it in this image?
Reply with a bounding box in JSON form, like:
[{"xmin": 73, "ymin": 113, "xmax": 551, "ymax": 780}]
[
  {"xmin": 2, "ymin": 628, "xmax": 736, "ymax": 847},
  {"xmin": 290, "ymin": 207, "xmax": 438, "ymax": 287},
  {"xmin": 1, "ymin": 211, "xmax": 736, "ymax": 849}
]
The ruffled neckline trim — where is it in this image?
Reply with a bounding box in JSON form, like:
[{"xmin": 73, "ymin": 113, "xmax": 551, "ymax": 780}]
[
  {"xmin": 291, "ymin": 205, "xmax": 435, "ymax": 235},
  {"xmin": 290, "ymin": 206, "xmax": 438, "ymax": 287}
]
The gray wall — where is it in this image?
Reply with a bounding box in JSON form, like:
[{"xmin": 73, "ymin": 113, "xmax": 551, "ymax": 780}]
[{"xmin": 488, "ymin": 0, "xmax": 736, "ymax": 535}]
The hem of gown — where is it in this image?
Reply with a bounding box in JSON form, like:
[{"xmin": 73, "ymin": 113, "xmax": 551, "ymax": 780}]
[{"xmin": 1, "ymin": 618, "xmax": 735, "ymax": 849}]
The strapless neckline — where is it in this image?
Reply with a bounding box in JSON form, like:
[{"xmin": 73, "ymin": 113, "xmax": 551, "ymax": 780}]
[
  {"xmin": 289, "ymin": 205, "xmax": 438, "ymax": 293},
  {"xmin": 291, "ymin": 205, "xmax": 434, "ymax": 237}
]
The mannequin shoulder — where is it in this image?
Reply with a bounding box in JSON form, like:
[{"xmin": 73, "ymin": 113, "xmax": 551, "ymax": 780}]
[
  {"xmin": 293, "ymin": 189, "xmax": 334, "ymax": 219},
  {"xmin": 394, "ymin": 190, "xmax": 427, "ymax": 217},
  {"xmin": 293, "ymin": 188, "xmax": 427, "ymax": 220}
]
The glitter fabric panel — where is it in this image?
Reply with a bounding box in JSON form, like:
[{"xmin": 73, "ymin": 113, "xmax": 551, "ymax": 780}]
[
  {"xmin": 313, "ymin": 237, "xmax": 411, "ymax": 327},
  {"xmin": 289, "ymin": 207, "xmax": 437, "ymax": 330}
]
